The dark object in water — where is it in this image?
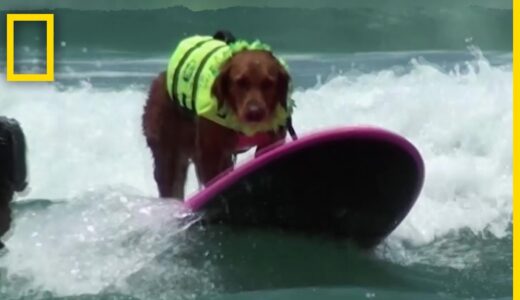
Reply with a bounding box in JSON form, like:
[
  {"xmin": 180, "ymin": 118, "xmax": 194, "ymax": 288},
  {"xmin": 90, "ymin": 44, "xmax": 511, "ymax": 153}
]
[
  {"xmin": 0, "ymin": 116, "xmax": 28, "ymax": 248},
  {"xmin": 0, "ymin": 116, "xmax": 28, "ymax": 192}
]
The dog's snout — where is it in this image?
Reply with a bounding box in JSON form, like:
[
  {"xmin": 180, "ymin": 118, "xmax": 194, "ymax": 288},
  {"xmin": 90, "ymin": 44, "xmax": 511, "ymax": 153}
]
[{"xmin": 245, "ymin": 102, "xmax": 266, "ymax": 122}]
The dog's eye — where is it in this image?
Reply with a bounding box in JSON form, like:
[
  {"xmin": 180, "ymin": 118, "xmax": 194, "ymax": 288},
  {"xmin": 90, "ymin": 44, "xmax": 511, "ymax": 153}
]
[
  {"xmin": 261, "ymin": 79, "xmax": 274, "ymax": 90},
  {"xmin": 236, "ymin": 77, "xmax": 249, "ymax": 89}
]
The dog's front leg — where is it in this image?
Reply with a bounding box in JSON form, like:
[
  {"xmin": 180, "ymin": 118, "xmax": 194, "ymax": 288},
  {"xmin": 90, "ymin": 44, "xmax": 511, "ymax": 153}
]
[{"xmin": 194, "ymin": 118, "xmax": 236, "ymax": 186}]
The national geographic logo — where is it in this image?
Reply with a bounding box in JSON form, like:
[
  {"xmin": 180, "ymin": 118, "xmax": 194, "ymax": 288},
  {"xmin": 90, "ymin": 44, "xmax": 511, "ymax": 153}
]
[{"xmin": 6, "ymin": 14, "xmax": 54, "ymax": 82}]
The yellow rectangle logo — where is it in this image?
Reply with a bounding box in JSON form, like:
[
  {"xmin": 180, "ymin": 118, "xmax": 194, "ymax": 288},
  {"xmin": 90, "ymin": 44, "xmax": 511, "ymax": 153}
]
[{"xmin": 6, "ymin": 13, "xmax": 54, "ymax": 82}]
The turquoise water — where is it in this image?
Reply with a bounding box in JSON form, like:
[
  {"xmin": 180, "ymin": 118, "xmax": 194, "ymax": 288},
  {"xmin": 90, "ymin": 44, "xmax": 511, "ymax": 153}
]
[
  {"xmin": 0, "ymin": 4, "xmax": 512, "ymax": 54},
  {"xmin": 0, "ymin": 3, "xmax": 513, "ymax": 299}
]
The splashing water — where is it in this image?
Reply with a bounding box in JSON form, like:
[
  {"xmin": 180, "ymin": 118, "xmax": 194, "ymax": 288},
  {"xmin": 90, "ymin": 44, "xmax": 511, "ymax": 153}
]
[{"xmin": 0, "ymin": 48, "xmax": 512, "ymax": 298}]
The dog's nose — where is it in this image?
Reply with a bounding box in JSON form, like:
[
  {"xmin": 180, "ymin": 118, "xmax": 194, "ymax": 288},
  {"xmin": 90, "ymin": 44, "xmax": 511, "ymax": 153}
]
[{"xmin": 245, "ymin": 104, "xmax": 266, "ymax": 122}]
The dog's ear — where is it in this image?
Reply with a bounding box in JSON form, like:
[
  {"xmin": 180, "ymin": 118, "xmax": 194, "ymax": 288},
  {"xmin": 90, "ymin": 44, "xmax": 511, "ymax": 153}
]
[
  {"xmin": 276, "ymin": 66, "xmax": 290, "ymax": 110},
  {"xmin": 212, "ymin": 62, "xmax": 232, "ymax": 110}
]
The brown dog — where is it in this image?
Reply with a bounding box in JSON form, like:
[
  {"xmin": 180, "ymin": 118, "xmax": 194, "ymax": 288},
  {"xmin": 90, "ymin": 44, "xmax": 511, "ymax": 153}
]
[{"xmin": 142, "ymin": 33, "xmax": 295, "ymax": 199}]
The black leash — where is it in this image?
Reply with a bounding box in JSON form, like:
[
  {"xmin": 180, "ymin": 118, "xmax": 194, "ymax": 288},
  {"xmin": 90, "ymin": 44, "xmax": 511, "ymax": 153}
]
[{"xmin": 286, "ymin": 117, "xmax": 298, "ymax": 140}]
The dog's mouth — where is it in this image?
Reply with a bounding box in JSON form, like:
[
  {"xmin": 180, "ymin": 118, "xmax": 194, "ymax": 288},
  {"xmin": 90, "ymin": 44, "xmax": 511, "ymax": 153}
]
[
  {"xmin": 238, "ymin": 110, "xmax": 270, "ymax": 125},
  {"xmin": 244, "ymin": 108, "xmax": 266, "ymax": 123}
]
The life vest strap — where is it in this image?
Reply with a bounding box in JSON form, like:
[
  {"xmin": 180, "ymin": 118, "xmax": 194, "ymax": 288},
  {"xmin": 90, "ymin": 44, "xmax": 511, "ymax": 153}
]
[{"xmin": 286, "ymin": 117, "xmax": 298, "ymax": 140}]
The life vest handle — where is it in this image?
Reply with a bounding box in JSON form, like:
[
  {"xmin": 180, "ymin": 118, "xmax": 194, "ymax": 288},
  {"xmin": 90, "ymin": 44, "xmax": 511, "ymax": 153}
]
[{"xmin": 213, "ymin": 30, "xmax": 236, "ymax": 44}]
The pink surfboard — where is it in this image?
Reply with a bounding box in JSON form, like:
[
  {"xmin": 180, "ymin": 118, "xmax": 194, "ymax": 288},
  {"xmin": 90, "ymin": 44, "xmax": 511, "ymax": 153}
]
[{"xmin": 184, "ymin": 126, "xmax": 424, "ymax": 249}]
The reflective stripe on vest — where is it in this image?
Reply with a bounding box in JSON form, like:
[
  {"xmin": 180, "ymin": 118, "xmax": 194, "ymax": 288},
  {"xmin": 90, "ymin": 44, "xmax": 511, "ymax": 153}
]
[{"xmin": 170, "ymin": 37, "xmax": 213, "ymax": 110}]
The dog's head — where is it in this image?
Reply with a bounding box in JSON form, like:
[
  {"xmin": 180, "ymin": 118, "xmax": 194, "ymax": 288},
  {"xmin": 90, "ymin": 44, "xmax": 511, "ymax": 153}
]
[{"xmin": 212, "ymin": 50, "xmax": 289, "ymax": 125}]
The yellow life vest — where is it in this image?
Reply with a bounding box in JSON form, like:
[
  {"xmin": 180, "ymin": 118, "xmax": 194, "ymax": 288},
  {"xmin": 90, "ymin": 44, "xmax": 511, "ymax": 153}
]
[{"xmin": 165, "ymin": 35, "xmax": 293, "ymax": 136}]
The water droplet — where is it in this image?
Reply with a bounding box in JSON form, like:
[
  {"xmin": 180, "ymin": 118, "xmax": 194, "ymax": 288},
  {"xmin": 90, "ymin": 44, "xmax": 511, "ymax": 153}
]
[{"xmin": 366, "ymin": 292, "xmax": 376, "ymax": 298}]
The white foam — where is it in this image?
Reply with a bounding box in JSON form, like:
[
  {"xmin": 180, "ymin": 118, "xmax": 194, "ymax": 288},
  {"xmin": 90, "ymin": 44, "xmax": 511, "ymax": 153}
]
[
  {"xmin": 0, "ymin": 190, "xmax": 201, "ymax": 297},
  {"xmin": 1, "ymin": 82, "xmax": 155, "ymax": 198}
]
